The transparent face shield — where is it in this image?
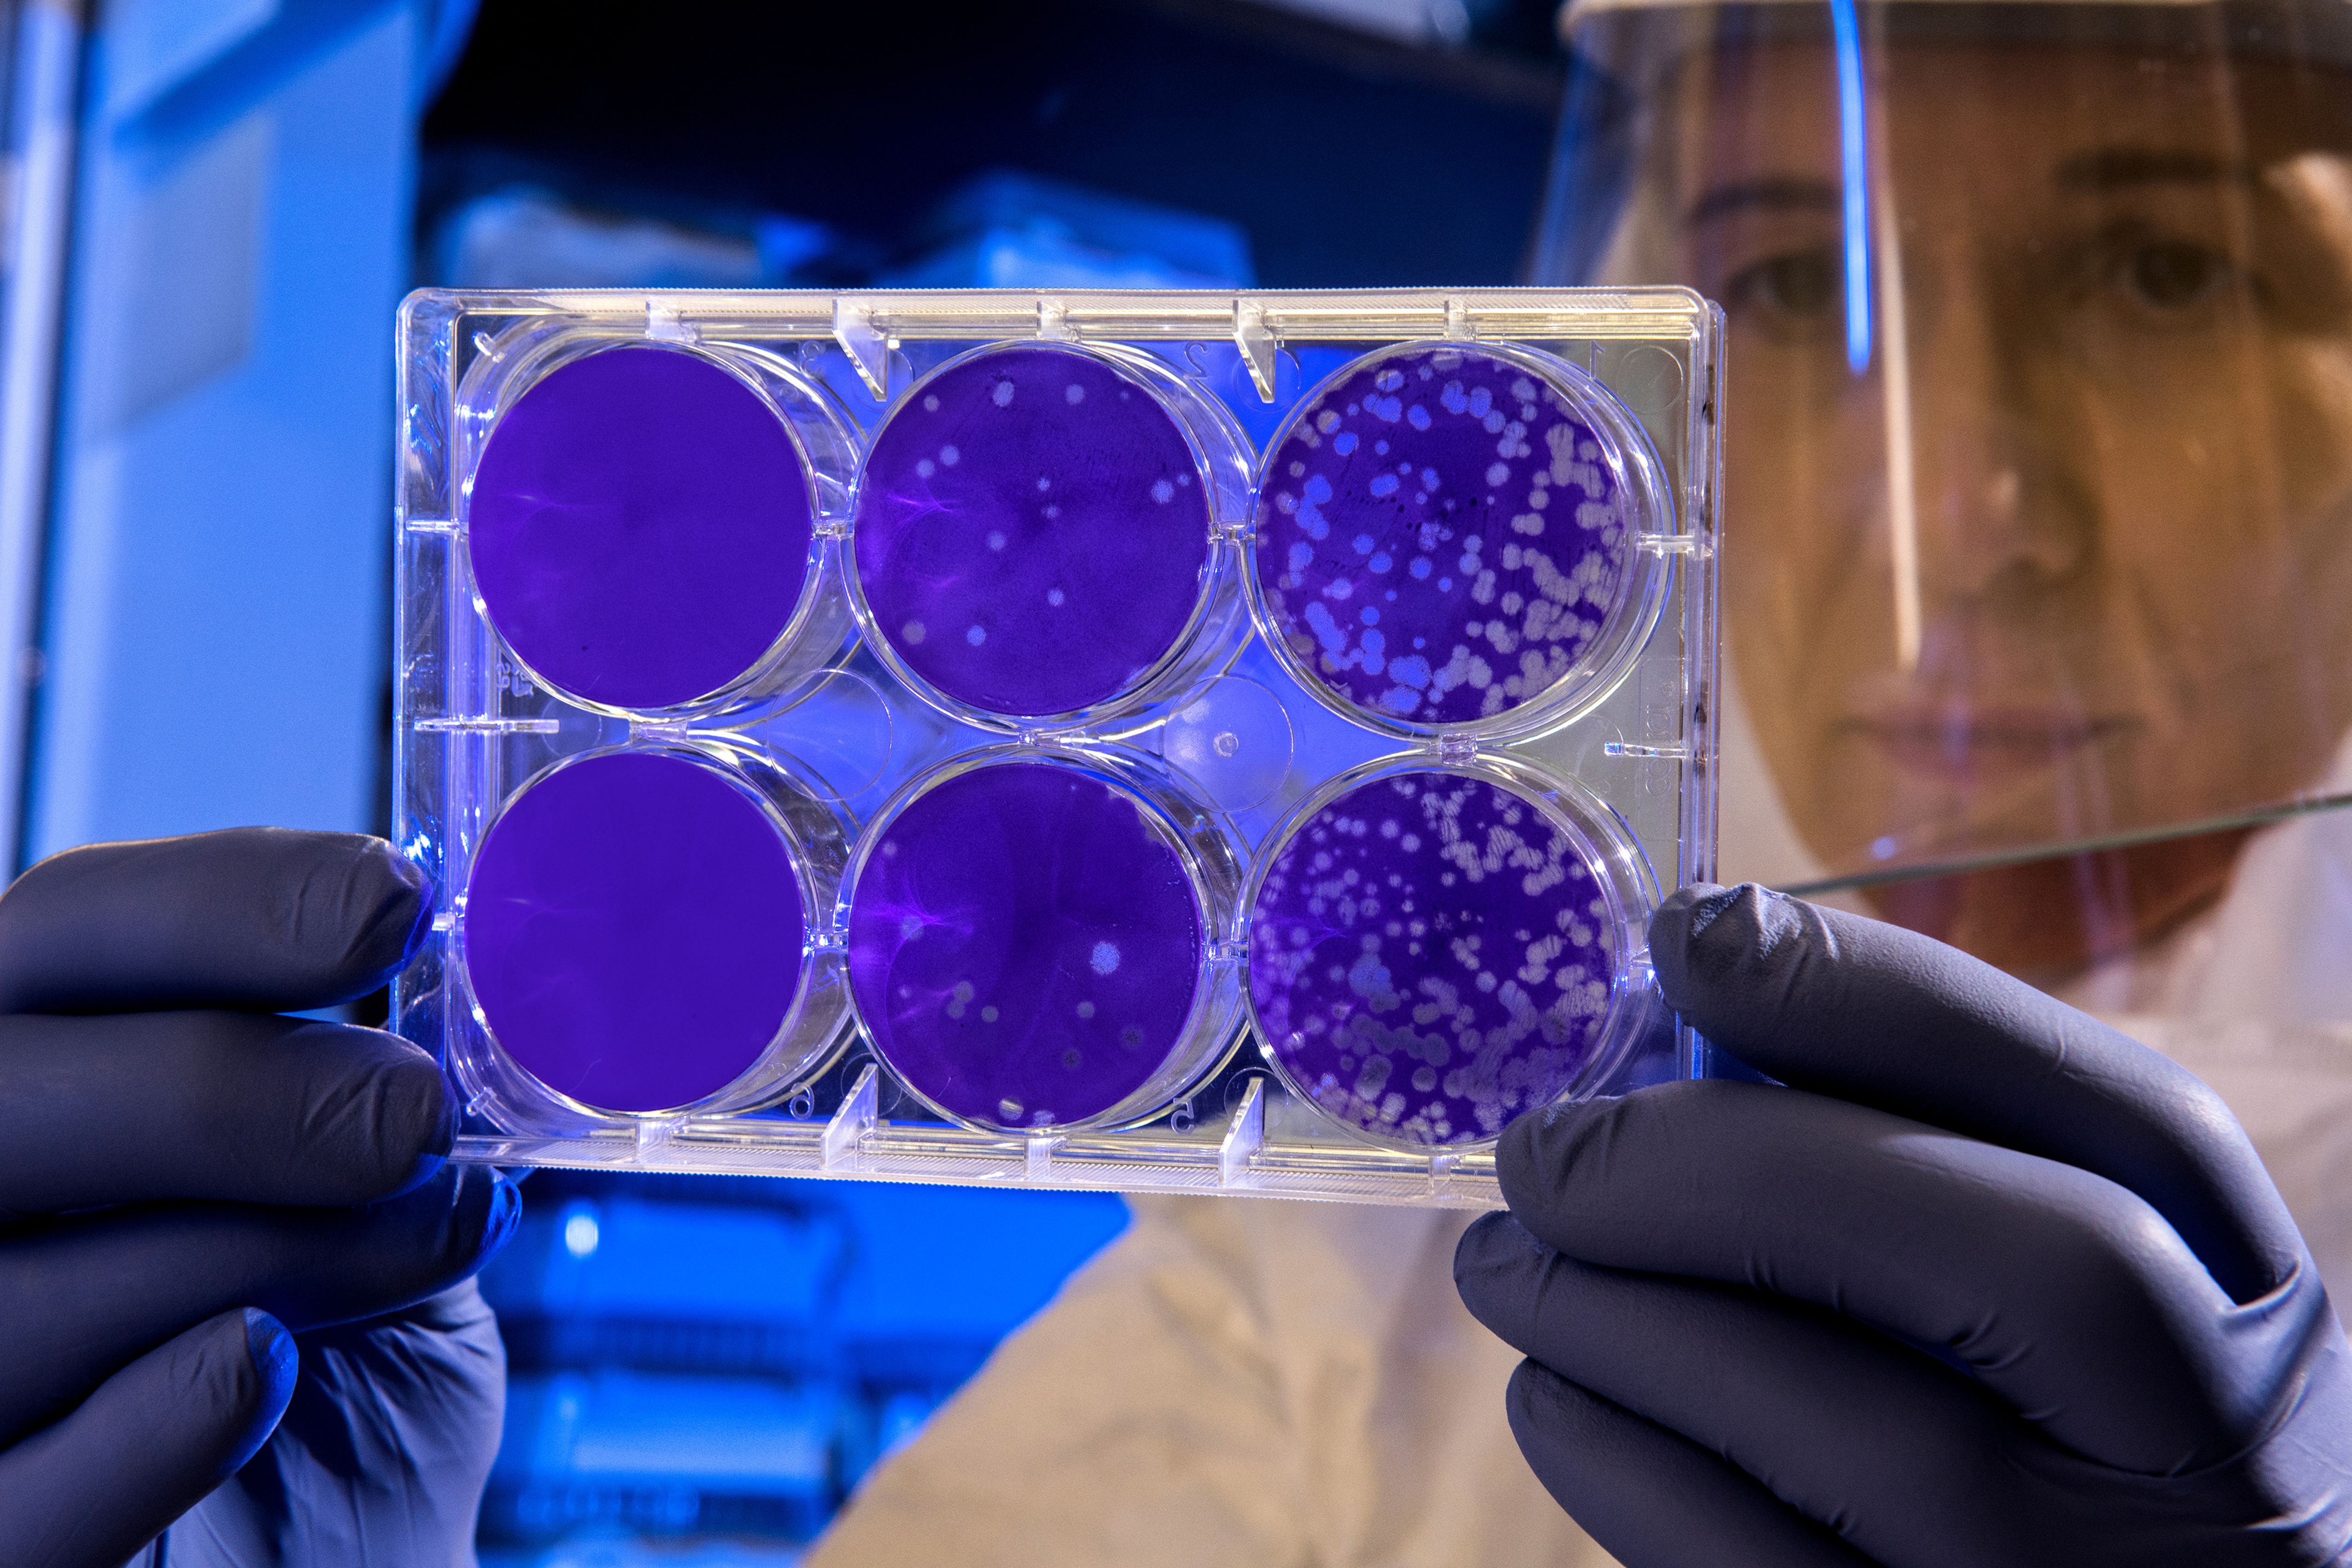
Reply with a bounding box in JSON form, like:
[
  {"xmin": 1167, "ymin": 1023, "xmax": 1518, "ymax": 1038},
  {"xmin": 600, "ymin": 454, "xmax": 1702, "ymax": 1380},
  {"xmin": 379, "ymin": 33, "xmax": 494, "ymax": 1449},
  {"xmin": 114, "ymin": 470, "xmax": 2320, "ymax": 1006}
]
[{"xmin": 1538, "ymin": 0, "xmax": 2352, "ymax": 989}]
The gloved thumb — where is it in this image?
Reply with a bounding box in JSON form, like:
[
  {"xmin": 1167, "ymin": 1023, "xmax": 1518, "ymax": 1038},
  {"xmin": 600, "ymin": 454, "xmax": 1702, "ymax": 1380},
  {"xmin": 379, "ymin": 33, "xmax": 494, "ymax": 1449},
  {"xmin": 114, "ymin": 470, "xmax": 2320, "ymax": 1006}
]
[{"xmin": 0, "ymin": 1307, "xmax": 298, "ymax": 1568}]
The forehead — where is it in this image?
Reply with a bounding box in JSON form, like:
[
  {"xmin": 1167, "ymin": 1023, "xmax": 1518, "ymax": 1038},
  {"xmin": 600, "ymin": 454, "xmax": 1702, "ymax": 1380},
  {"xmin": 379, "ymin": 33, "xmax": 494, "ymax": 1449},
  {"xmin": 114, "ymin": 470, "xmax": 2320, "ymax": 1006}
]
[{"xmin": 1658, "ymin": 40, "xmax": 2350, "ymax": 185}]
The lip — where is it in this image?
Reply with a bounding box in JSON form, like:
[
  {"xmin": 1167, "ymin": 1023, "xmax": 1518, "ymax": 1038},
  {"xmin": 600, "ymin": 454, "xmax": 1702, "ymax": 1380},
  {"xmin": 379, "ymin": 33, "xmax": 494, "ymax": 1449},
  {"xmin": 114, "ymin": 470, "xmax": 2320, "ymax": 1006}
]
[{"xmin": 1835, "ymin": 705, "xmax": 2141, "ymax": 783}]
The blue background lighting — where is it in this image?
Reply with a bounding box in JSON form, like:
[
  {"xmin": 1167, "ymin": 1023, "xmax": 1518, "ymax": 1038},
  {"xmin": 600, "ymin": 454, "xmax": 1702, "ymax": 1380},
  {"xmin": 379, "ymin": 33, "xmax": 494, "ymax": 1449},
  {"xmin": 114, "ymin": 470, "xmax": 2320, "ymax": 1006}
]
[{"xmin": 7, "ymin": 3, "xmax": 1569, "ymax": 1560}]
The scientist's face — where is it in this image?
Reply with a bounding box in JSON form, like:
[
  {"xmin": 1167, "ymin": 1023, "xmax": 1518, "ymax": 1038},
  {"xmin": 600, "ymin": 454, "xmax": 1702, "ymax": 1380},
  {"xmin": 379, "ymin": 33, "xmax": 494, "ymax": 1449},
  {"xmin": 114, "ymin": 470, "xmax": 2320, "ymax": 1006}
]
[{"xmin": 1661, "ymin": 42, "xmax": 2352, "ymax": 978}]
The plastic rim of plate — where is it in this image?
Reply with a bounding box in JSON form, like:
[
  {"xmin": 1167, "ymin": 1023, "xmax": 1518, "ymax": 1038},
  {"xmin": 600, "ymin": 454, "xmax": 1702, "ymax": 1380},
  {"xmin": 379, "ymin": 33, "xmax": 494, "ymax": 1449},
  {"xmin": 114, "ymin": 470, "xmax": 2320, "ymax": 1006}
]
[
  {"xmin": 850, "ymin": 341, "xmax": 1240, "ymax": 730},
  {"xmin": 843, "ymin": 750, "xmax": 1238, "ymax": 1134},
  {"xmin": 401, "ymin": 284, "xmax": 1727, "ymax": 1205},
  {"xmin": 466, "ymin": 344, "xmax": 829, "ymax": 716},
  {"xmin": 1249, "ymin": 342, "xmax": 1667, "ymax": 740},
  {"xmin": 462, "ymin": 748, "xmax": 824, "ymax": 1117},
  {"xmin": 1244, "ymin": 760, "xmax": 1648, "ymax": 1148}
]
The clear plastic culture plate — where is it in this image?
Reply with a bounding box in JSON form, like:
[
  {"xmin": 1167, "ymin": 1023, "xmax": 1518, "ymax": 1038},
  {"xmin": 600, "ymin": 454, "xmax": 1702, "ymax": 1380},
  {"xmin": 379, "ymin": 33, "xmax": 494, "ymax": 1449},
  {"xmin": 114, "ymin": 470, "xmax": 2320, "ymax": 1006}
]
[{"xmin": 397, "ymin": 286, "xmax": 1721, "ymax": 1209}]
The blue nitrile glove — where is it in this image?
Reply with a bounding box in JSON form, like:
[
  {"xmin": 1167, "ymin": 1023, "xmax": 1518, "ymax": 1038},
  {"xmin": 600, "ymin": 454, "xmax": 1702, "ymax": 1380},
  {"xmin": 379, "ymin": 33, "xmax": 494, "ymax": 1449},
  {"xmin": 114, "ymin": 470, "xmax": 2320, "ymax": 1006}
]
[
  {"xmin": 1455, "ymin": 883, "xmax": 2352, "ymax": 1567},
  {"xmin": 0, "ymin": 829, "xmax": 517, "ymax": 1568}
]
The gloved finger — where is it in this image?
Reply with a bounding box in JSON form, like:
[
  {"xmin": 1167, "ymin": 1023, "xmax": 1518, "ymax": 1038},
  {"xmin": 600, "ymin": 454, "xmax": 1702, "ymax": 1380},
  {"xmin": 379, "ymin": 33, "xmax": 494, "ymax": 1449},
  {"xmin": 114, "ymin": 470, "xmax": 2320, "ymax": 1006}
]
[
  {"xmin": 0, "ymin": 1164, "xmax": 517, "ymax": 1448},
  {"xmin": 1651, "ymin": 883, "xmax": 2302, "ymax": 1304},
  {"xmin": 0, "ymin": 828, "xmax": 430, "ymax": 1016},
  {"xmin": 1458, "ymin": 1211, "xmax": 2030, "ymax": 1564},
  {"xmin": 0, "ymin": 1307, "xmax": 298, "ymax": 1568},
  {"xmin": 0, "ymin": 1013, "xmax": 451, "ymax": 1217},
  {"xmin": 1495, "ymin": 1080, "xmax": 2309, "ymax": 1474},
  {"xmin": 1502, "ymin": 1359, "xmax": 1881, "ymax": 1568},
  {"xmin": 171, "ymin": 1282, "xmax": 507, "ymax": 1564}
]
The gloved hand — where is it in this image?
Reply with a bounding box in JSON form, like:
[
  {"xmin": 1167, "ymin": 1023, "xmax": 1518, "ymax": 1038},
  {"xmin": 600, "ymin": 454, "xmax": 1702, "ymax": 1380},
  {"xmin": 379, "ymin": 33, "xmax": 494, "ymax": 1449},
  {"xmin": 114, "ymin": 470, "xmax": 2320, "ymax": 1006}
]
[
  {"xmin": 139, "ymin": 1279, "xmax": 508, "ymax": 1566},
  {"xmin": 0, "ymin": 828, "xmax": 517, "ymax": 1568},
  {"xmin": 1455, "ymin": 883, "xmax": 2352, "ymax": 1567}
]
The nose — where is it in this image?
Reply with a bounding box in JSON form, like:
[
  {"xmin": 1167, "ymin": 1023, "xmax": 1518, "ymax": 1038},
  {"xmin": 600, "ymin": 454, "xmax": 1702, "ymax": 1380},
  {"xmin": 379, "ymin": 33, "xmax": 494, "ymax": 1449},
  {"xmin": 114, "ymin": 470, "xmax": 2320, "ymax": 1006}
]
[
  {"xmin": 1915, "ymin": 416, "xmax": 2088, "ymax": 599},
  {"xmin": 1895, "ymin": 259, "xmax": 2097, "ymax": 607}
]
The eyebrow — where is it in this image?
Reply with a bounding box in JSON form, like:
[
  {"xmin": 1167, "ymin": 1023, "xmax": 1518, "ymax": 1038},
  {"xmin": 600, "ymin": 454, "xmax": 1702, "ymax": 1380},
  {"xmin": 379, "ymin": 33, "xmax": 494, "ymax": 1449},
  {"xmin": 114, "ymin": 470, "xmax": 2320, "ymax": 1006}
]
[
  {"xmin": 2053, "ymin": 147, "xmax": 2260, "ymax": 191},
  {"xmin": 1684, "ymin": 178, "xmax": 1841, "ymax": 227}
]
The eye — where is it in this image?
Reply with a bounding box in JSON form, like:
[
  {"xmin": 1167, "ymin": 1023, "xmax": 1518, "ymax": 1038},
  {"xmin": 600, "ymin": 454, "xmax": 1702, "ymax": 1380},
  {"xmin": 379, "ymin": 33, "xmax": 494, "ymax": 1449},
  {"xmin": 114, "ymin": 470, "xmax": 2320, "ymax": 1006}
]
[
  {"xmin": 1722, "ymin": 249, "xmax": 1841, "ymax": 327},
  {"xmin": 2117, "ymin": 238, "xmax": 2234, "ymax": 313}
]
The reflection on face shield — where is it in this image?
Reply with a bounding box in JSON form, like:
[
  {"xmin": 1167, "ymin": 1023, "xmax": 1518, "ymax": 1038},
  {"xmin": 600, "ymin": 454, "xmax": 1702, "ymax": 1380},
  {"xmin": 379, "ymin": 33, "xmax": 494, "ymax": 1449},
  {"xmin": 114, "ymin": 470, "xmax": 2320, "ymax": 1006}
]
[{"xmin": 1544, "ymin": 4, "xmax": 2352, "ymax": 980}]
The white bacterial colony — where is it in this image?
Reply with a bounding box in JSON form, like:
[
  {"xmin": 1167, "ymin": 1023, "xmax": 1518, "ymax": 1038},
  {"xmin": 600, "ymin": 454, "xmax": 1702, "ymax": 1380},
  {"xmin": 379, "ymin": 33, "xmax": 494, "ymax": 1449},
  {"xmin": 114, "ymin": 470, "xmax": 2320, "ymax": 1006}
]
[
  {"xmin": 1250, "ymin": 772, "xmax": 1615, "ymax": 1144},
  {"xmin": 1258, "ymin": 350, "xmax": 1631, "ymax": 725},
  {"xmin": 858, "ymin": 348, "xmax": 1205, "ymax": 717}
]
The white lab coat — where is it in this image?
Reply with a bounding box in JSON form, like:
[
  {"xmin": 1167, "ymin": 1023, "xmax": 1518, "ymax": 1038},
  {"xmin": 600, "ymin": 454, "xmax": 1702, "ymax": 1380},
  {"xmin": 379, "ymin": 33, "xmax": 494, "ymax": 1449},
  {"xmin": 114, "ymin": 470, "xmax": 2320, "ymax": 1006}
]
[{"xmin": 807, "ymin": 679, "xmax": 2352, "ymax": 1568}]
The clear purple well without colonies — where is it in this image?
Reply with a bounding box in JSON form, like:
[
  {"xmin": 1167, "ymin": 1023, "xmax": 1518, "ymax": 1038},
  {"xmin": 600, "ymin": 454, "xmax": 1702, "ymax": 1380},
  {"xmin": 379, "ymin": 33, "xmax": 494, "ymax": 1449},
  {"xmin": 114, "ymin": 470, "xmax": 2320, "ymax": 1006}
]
[
  {"xmin": 855, "ymin": 345, "xmax": 1212, "ymax": 719},
  {"xmin": 465, "ymin": 751, "xmax": 809, "ymax": 1114},
  {"xmin": 1248, "ymin": 771, "xmax": 1616, "ymax": 1146},
  {"xmin": 469, "ymin": 346, "xmax": 815, "ymax": 712},
  {"xmin": 847, "ymin": 761, "xmax": 1205, "ymax": 1129},
  {"xmin": 1255, "ymin": 346, "xmax": 1631, "ymax": 727}
]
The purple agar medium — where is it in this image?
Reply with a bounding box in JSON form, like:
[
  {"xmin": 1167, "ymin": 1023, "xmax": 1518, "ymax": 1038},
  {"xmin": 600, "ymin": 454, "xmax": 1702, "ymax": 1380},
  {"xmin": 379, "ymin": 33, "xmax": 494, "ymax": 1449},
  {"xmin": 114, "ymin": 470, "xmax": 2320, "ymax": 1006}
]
[
  {"xmin": 465, "ymin": 751, "xmax": 810, "ymax": 1114},
  {"xmin": 1254, "ymin": 346, "xmax": 1632, "ymax": 728},
  {"xmin": 1247, "ymin": 769, "xmax": 1616, "ymax": 1146},
  {"xmin": 847, "ymin": 760, "xmax": 1206, "ymax": 1130},
  {"xmin": 469, "ymin": 345, "xmax": 816, "ymax": 712},
  {"xmin": 854, "ymin": 345, "xmax": 1212, "ymax": 719}
]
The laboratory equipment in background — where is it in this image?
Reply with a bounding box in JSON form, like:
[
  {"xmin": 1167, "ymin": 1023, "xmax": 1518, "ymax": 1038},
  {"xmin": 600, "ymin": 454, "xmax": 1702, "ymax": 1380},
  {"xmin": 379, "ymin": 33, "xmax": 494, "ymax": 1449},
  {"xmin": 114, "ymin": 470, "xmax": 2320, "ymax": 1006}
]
[
  {"xmin": 477, "ymin": 1172, "xmax": 1127, "ymax": 1557},
  {"xmin": 8, "ymin": 0, "xmax": 475, "ymax": 869}
]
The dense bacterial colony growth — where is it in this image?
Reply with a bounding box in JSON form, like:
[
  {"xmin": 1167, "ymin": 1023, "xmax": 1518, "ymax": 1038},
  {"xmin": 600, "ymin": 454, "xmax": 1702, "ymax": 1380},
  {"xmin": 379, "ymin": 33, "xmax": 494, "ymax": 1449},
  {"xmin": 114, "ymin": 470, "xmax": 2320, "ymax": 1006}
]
[
  {"xmin": 855, "ymin": 346, "xmax": 1213, "ymax": 719},
  {"xmin": 1248, "ymin": 771, "xmax": 1616, "ymax": 1145},
  {"xmin": 846, "ymin": 762, "xmax": 1205, "ymax": 1129},
  {"xmin": 1253, "ymin": 347, "xmax": 1631, "ymax": 727}
]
